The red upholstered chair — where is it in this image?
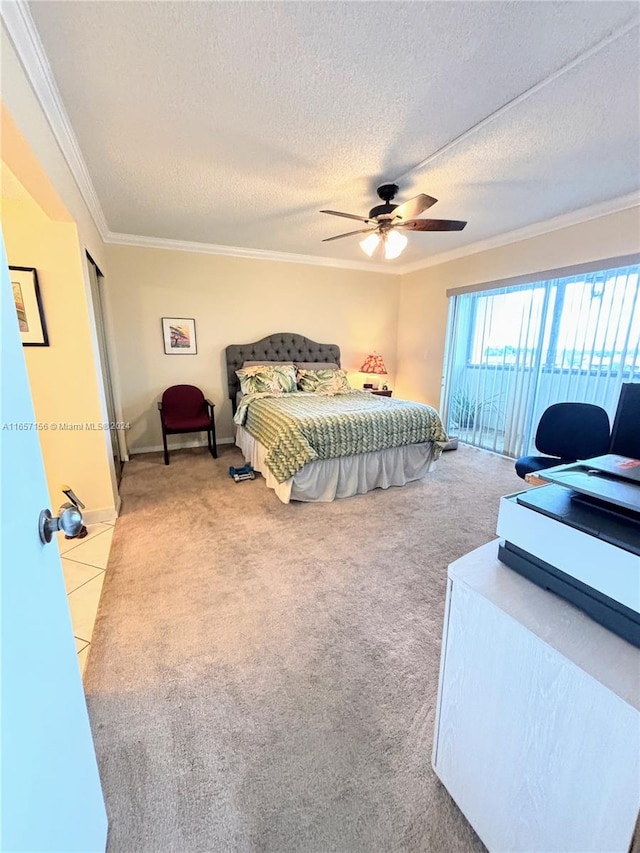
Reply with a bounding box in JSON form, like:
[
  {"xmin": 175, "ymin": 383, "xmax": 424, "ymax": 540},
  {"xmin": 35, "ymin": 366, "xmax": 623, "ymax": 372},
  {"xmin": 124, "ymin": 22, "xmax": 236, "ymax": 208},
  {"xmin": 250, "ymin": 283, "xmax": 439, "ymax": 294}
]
[{"xmin": 157, "ymin": 385, "xmax": 217, "ymax": 465}]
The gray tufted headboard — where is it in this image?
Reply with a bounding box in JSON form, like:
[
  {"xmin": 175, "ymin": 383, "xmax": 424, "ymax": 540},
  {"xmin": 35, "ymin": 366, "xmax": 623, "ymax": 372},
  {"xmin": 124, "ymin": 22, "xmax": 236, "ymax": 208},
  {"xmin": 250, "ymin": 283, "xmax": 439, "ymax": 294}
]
[{"xmin": 225, "ymin": 332, "xmax": 341, "ymax": 407}]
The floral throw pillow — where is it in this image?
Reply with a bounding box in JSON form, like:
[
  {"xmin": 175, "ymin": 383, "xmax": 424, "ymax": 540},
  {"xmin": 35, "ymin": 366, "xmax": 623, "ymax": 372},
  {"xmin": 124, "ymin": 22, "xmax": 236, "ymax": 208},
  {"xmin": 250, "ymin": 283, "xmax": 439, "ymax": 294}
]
[
  {"xmin": 236, "ymin": 364, "xmax": 298, "ymax": 395},
  {"xmin": 297, "ymin": 368, "xmax": 352, "ymax": 394}
]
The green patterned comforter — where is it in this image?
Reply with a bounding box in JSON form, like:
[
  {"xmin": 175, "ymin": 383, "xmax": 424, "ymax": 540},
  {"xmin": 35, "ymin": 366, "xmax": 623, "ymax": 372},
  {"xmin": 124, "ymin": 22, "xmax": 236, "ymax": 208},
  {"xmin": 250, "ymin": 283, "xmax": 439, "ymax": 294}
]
[{"xmin": 234, "ymin": 390, "xmax": 448, "ymax": 483}]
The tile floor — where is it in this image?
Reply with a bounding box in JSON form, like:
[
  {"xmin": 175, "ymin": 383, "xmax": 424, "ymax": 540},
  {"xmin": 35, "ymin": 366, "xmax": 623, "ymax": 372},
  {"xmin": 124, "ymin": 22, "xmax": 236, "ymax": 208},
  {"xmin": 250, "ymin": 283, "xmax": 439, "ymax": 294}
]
[{"xmin": 58, "ymin": 522, "xmax": 115, "ymax": 677}]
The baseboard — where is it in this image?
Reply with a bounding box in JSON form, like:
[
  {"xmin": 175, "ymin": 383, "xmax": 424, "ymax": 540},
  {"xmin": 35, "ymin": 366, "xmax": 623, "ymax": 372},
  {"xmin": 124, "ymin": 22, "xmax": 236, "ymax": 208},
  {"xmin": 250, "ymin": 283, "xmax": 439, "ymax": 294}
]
[{"xmin": 129, "ymin": 436, "xmax": 235, "ymax": 455}]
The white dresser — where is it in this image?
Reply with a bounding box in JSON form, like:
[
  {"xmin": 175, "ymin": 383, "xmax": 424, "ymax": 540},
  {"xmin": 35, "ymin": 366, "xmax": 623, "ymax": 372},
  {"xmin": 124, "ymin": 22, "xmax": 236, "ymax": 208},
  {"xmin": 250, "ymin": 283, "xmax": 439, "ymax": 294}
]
[{"xmin": 432, "ymin": 540, "xmax": 640, "ymax": 853}]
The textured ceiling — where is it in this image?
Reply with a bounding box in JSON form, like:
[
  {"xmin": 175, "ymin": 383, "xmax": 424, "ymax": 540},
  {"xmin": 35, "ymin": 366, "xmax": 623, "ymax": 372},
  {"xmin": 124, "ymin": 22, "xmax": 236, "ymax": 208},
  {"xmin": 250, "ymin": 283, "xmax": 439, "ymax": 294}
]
[{"xmin": 25, "ymin": 1, "xmax": 640, "ymax": 266}]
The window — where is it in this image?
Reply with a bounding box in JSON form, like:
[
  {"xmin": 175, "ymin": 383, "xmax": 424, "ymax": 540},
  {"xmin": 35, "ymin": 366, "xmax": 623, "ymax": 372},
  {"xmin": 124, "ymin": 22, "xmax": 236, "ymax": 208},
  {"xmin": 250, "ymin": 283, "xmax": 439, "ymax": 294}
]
[
  {"xmin": 443, "ymin": 260, "xmax": 640, "ymax": 457},
  {"xmin": 469, "ymin": 286, "xmax": 547, "ymax": 367}
]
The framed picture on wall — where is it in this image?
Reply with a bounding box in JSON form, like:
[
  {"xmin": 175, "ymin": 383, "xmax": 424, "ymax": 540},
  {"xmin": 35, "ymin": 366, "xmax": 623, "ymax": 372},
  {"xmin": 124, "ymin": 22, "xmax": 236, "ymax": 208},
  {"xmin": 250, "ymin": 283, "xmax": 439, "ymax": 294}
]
[
  {"xmin": 10, "ymin": 266, "xmax": 49, "ymax": 346},
  {"xmin": 162, "ymin": 317, "xmax": 197, "ymax": 355}
]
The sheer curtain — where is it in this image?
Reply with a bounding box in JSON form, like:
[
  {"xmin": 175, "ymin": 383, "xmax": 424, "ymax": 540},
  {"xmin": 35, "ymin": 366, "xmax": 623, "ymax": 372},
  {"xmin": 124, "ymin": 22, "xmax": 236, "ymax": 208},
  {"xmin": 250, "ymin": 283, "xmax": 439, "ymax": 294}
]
[{"xmin": 442, "ymin": 261, "xmax": 640, "ymax": 458}]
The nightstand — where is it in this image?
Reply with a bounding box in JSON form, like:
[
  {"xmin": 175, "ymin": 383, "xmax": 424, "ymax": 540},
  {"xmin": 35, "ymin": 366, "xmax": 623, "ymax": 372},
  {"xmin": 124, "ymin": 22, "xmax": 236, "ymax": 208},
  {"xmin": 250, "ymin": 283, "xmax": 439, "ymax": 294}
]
[{"xmin": 368, "ymin": 389, "xmax": 392, "ymax": 397}]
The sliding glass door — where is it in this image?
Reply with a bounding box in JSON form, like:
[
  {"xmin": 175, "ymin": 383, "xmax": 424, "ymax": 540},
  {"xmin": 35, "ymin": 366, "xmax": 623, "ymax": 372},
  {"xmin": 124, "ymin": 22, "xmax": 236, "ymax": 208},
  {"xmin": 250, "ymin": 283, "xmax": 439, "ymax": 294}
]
[{"xmin": 442, "ymin": 261, "xmax": 640, "ymax": 457}]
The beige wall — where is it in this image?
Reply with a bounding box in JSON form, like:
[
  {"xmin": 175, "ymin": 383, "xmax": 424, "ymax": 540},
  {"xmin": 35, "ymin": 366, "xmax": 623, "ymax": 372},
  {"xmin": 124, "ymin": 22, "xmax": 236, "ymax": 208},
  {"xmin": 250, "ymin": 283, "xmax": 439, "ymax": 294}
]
[
  {"xmin": 1, "ymin": 27, "xmax": 119, "ymax": 516},
  {"xmin": 396, "ymin": 207, "xmax": 640, "ymax": 408},
  {"xmin": 106, "ymin": 208, "xmax": 639, "ymax": 455},
  {"xmin": 105, "ymin": 244, "xmax": 400, "ymax": 450},
  {"xmin": 2, "ymin": 181, "xmax": 116, "ymax": 514},
  {"xmin": 4, "ymin": 16, "xmax": 637, "ymax": 461},
  {"xmin": 1, "ymin": 28, "xmax": 106, "ymax": 270}
]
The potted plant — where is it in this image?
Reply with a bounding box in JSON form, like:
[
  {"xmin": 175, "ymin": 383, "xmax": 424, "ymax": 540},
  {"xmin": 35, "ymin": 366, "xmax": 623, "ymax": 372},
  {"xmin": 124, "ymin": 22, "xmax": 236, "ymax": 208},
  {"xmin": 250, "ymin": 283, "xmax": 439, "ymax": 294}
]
[{"xmin": 449, "ymin": 386, "xmax": 500, "ymax": 430}]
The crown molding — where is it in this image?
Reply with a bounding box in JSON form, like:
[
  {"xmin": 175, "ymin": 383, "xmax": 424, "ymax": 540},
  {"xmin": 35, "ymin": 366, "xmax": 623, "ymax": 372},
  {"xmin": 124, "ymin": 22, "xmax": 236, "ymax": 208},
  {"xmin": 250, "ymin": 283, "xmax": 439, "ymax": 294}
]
[
  {"xmin": 106, "ymin": 193, "xmax": 640, "ymax": 276},
  {"xmin": 395, "ymin": 192, "xmax": 640, "ymax": 275},
  {"xmin": 0, "ymin": 0, "xmax": 395, "ymax": 275},
  {"xmin": 4, "ymin": 0, "xmax": 637, "ymax": 278},
  {"xmin": 104, "ymin": 231, "xmax": 397, "ymax": 274},
  {"xmin": 1, "ymin": 0, "xmax": 110, "ymax": 238}
]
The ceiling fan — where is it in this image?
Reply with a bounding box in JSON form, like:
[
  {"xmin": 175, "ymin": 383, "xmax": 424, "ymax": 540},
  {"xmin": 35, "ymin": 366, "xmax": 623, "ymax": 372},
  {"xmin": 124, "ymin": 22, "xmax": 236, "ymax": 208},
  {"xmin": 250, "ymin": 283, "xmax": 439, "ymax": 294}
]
[{"xmin": 320, "ymin": 183, "xmax": 467, "ymax": 260}]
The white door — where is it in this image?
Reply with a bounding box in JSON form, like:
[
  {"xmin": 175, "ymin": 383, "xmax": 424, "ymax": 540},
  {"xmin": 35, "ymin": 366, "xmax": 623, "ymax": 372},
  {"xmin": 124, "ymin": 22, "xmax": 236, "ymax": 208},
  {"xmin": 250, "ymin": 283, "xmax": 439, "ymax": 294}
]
[{"xmin": 0, "ymin": 235, "xmax": 108, "ymax": 851}]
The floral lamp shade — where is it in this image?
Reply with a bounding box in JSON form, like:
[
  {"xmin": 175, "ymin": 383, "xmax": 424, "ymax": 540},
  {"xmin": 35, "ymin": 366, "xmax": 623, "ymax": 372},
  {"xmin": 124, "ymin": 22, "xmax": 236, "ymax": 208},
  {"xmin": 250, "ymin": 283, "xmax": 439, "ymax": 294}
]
[{"xmin": 359, "ymin": 353, "xmax": 388, "ymax": 375}]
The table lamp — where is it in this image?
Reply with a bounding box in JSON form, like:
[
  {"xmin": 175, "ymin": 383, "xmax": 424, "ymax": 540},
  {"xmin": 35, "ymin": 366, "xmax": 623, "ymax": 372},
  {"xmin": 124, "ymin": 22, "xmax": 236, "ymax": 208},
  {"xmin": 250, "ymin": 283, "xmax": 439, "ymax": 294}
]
[{"xmin": 359, "ymin": 353, "xmax": 388, "ymax": 390}]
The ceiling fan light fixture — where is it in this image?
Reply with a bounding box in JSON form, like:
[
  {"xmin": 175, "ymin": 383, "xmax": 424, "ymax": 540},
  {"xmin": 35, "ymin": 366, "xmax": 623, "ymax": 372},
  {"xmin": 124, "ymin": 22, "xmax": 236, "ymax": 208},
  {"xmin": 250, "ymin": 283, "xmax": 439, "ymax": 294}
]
[
  {"xmin": 384, "ymin": 230, "xmax": 408, "ymax": 260},
  {"xmin": 323, "ymin": 185, "xmax": 464, "ymax": 256},
  {"xmin": 360, "ymin": 232, "xmax": 380, "ymax": 257}
]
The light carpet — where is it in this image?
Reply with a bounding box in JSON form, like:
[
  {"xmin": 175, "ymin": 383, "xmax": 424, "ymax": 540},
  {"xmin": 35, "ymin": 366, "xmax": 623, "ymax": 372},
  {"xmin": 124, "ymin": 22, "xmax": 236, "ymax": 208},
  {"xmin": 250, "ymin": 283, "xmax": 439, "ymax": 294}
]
[{"xmin": 85, "ymin": 443, "xmax": 523, "ymax": 853}]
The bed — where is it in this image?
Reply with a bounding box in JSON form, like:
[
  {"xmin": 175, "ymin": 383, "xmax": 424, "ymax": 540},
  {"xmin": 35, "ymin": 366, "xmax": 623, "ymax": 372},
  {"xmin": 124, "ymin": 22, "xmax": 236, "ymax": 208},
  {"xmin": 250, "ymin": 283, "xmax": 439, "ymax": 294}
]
[{"xmin": 225, "ymin": 332, "xmax": 448, "ymax": 503}]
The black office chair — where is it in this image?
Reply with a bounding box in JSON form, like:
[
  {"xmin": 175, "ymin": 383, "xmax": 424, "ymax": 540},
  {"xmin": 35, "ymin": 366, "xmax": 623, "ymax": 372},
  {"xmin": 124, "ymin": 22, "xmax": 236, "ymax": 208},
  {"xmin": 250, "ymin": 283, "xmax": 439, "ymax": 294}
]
[{"xmin": 515, "ymin": 402, "xmax": 611, "ymax": 480}]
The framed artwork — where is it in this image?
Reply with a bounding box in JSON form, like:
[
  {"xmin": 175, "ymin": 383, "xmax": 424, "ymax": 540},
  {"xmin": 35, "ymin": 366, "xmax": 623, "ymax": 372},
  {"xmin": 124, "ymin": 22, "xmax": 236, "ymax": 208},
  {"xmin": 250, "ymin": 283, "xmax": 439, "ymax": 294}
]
[
  {"xmin": 10, "ymin": 266, "xmax": 49, "ymax": 347},
  {"xmin": 162, "ymin": 317, "xmax": 197, "ymax": 355}
]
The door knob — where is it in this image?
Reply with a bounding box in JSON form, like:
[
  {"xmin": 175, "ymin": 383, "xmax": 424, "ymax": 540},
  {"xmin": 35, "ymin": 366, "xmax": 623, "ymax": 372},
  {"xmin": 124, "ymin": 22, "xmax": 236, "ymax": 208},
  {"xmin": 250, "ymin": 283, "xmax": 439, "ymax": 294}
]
[{"xmin": 39, "ymin": 503, "xmax": 84, "ymax": 544}]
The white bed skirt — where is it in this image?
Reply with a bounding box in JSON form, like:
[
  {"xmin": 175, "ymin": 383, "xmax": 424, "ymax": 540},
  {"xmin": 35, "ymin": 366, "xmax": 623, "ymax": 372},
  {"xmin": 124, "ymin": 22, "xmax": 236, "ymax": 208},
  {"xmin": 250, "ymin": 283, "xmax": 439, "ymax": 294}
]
[{"xmin": 234, "ymin": 425, "xmax": 437, "ymax": 503}]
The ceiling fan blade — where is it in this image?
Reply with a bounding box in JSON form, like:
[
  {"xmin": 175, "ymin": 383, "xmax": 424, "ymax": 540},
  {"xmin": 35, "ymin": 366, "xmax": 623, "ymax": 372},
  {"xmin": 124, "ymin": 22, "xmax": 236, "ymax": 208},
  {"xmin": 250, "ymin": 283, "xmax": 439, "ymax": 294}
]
[
  {"xmin": 320, "ymin": 210, "xmax": 372, "ymax": 223},
  {"xmin": 322, "ymin": 228, "xmax": 377, "ymax": 242},
  {"xmin": 398, "ymin": 219, "xmax": 467, "ymax": 232},
  {"xmin": 390, "ymin": 193, "xmax": 438, "ymax": 222}
]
